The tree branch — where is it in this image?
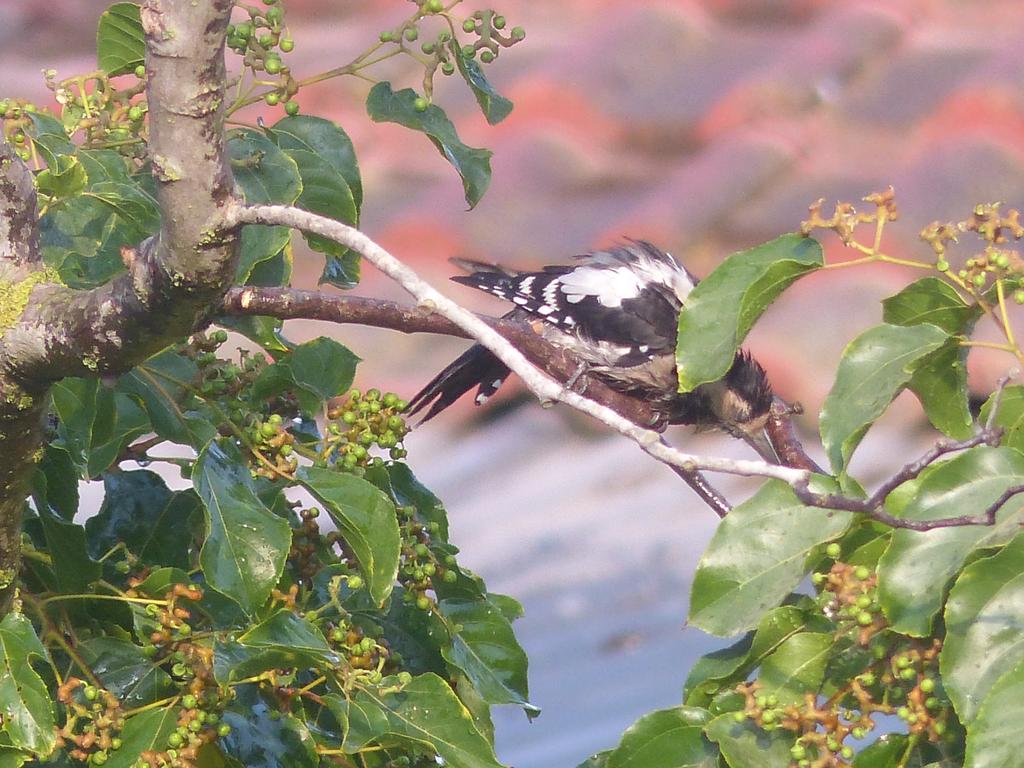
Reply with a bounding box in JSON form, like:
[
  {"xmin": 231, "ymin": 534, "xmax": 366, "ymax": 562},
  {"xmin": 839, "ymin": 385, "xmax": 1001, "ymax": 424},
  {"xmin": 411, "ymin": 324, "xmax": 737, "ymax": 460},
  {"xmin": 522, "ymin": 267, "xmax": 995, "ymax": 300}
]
[
  {"xmin": 793, "ymin": 427, "xmax": 1009, "ymax": 531},
  {"xmin": 221, "ymin": 203, "xmax": 811, "ymax": 486}
]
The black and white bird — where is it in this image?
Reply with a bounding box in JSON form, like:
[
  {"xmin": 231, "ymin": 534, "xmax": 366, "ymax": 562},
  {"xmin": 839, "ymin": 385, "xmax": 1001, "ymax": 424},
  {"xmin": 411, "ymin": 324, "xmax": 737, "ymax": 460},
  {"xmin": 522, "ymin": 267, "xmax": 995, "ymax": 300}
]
[{"xmin": 406, "ymin": 240, "xmax": 775, "ymax": 457}]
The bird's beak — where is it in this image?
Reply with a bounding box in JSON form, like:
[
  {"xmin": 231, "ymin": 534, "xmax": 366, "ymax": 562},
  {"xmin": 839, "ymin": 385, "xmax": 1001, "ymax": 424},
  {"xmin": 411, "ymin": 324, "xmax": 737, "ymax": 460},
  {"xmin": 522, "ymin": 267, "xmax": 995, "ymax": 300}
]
[{"xmin": 742, "ymin": 427, "xmax": 779, "ymax": 464}]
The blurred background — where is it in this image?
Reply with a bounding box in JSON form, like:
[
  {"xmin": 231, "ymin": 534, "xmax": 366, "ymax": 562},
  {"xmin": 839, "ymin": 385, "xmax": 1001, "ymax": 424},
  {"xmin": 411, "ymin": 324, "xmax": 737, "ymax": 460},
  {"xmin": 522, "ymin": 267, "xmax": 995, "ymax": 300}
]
[{"xmin": 4, "ymin": 1, "xmax": 1024, "ymax": 765}]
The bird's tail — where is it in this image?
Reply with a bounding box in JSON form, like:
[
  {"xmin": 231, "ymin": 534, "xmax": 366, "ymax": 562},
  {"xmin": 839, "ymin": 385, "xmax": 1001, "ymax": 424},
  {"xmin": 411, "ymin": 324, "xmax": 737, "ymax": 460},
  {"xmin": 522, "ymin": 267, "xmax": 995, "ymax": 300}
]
[{"xmin": 405, "ymin": 343, "xmax": 511, "ymax": 424}]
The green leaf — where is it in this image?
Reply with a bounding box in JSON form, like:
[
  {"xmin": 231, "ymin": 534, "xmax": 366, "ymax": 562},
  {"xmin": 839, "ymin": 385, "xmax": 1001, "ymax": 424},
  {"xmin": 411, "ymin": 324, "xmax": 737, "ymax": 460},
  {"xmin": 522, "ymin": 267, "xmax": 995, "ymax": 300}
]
[
  {"xmin": 251, "ymin": 337, "xmax": 360, "ymax": 414},
  {"xmin": 877, "ymin": 446, "xmax": 1024, "ymax": 635},
  {"xmin": 325, "ymin": 673, "xmax": 505, "ymax": 768},
  {"xmin": 0, "ymin": 614, "xmax": 56, "ymax": 757},
  {"xmin": 213, "ymin": 610, "xmax": 340, "ymax": 683},
  {"xmin": 297, "ymin": 468, "xmax": 399, "ymax": 606},
  {"xmin": 194, "ymin": 442, "xmax": 291, "ymax": 616},
  {"xmin": 228, "ymin": 129, "xmax": 302, "ymax": 206},
  {"xmin": 689, "ymin": 480, "xmax": 852, "ymax": 636},
  {"xmin": 882, "ymin": 277, "xmax": 981, "ymax": 334},
  {"xmin": 685, "ymin": 604, "xmax": 830, "ymax": 706},
  {"xmin": 853, "ymin": 734, "xmax": 910, "ymax": 767},
  {"xmin": 940, "ymin": 532, "xmax": 1024, "ymax": 723},
  {"xmin": 78, "ymin": 637, "xmax": 174, "ymax": 708},
  {"xmin": 757, "ymin": 632, "xmax": 831, "ymax": 706},
  {"xmin": 37, "ymin": 508, "xmax": 101, "ymax": 593},
  {"xmin": 604, "ymin": 706, "xmax": 717, "ymax": 768},
  {"xmin": 236, "ymin": 224, "xmax": 292, "ymax": 285},
  {"xmin": 452, "ymin": 45, "xmax": 514, "ymax": 125},
  {"xmin": 907, "ymin": 341, "xmax": 973, "ymax": 439},
  {"xmin": 676, "ymin": 235, "xmax": 822, "ymax": 391},
  {"xmin": 578, "ymin": 752, "xmax": 611, "ymax": 768},
  {"xmin": 104, "ymin": 708, "xmax": 179, "ymax": 768},
  {"xmin": 97, "ymin": 2, "xmax": 144, "ymax": 76},
  {"xmin": 980, "ymin": 385, "xmax": 1024, "ymax": 453},
  {"xmin": 883, "ymin": 278, "xmax": 979, "ymax": 439},
  {"xmin": 51, "ymin": 377, "xmax": 149, "ymax": 477},
  {"xmin": 366, "ymin": 82, "xmax": 492, "ymax": 209},
  {"xmin": 221, "ymin": 688, "xmax": 318, "ymax": 768},
  {"xmin": 376, "ymin": 463, "xmax": 450, "ymax": 542},
  {"xmin": 437, "ymin": 598, "xmax": 536, "ymax": 715},
  {"xmin": 266, "ymin": 116, "xmax": 363, "ymax": 288},
  {"xmin": 704, "ymin": 714, "xmax": 794, "ymax": 768},
  {"xmin": 117, "ymin": 351, "xmax": 218, "ymax": 449},
  {"xmin": 964, "ymin": 657, "xmax": 1024, "ymax": 768},
  {"xmin": 33, "ymin": 445, "xmax": 79, "ymax": 520},
  {"xmin": 819, "ymin": 323, "xmax": 949, "ymax": 473},
  {"xmin": 86, "ymin": 471, "xmax": 198, "ymax": 570}
]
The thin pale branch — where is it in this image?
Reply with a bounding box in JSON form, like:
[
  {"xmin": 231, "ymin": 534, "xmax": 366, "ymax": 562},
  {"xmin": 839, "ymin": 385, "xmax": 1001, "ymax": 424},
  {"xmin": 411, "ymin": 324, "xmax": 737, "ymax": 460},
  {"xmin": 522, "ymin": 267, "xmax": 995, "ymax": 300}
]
[{"xmin": 222, "ymin": 203, "xmax": 810, "ymax": 486}]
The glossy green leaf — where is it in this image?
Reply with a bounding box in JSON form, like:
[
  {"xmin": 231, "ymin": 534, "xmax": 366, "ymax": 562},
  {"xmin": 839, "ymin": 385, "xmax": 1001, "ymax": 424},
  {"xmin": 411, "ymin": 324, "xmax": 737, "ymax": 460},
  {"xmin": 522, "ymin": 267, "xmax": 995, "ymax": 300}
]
[
  {"xmin": 878, "ymin": 446, "xmax": 1024, "ymax": 635},
  {"xmin": 238, "ymin": 610, "xmax": 336, "ymax": 660},
  {"xmin": 0, "ymin": 614, "xmax": 56, "ymax": 757},
  {"xmin": 194, "ymin": 442, "xmax": 291, "ymax": 616},
  {"xmin": 251, "ymin": 337, "xmax": 360, "ymax": 413},
  {"xmin": 452, "ymin": 45, "xmax": 514, "ymax": 125},
  {"xmin": 757, "ymin": 632, "xmax": 831, "ymax": 706},
  {"xmin": 37, "ymin": 508, "xmax": 101, "ymax": 593},
  {"xmin": 689, "ymin": 480, "xmax": 852, "ymax": 636},
  {"xmin": 676, "ymin": 235, "xmax": 822, "ymax": 391},
  {"xmin": 685, "ymin": 605, "xmax": 828, "ymax": 707},
  {"xmin": 979, "ymin": 385, "xmax": 1024, "ymax": 453},
  {"xmin": 79, "ymin": 637, "xmax": 174, "ymax": 708},
  {"xmin": 117, "ymin": 351, "xmax": 218, "ymax": 449},
  {"xmin": 237, "ymin": 224, "xmax": 292, "ymax": 285},
  {"xmin": 221, "ymin": 689, "xmax": 318, "ymax": 768},
  {"xmin": 35, "ymin": 157, "xmax": 87, "ymax": 200},
  {"xmin": 51, "ymin": 377, "xmax": 149, "ymax": 477},
  {"xmin": 882, "ymin": 277, "xmax": 981, "ymax": 333},
  {"xmin": 0, "ymin": 747, "xmax": 30, "ymax": 768},
  {"xmin": 704, "ymin": 714, "xmax": 793, "ymax": 768},
  {"xmin": 605, "ymin": 706, "xmax": 716, "ymax": 768},
  {"xmin": 964, "ymin": 657, "xmax": 1024, "ymax": 768},
  {"xmin": 298, "ymin": 467, "xmax": 399, "ymax": 606},
  {"xmin": 366, "ymin": 81, "xmax": 492, "ymax": 209},
  {"xmin": 376, "ymin": 463, "xmax": 450, "ymax": 542},
  {"xmin": 577, "ymin": 752, "xmax": 611, "ymax": 768},
  {"xmin": 437, "ymin": 598, "xmax": 536, "ymax": 715},
  {"xmin": 853, "ymin": 734, "xmax": 909, "ymax": 767},
  {"xmin": 326, "ymin": 673, "xmax": 504, "ymax": 767},
  {"xmin": 86, "ymin": 471, "xmax": 198, "ymax": 570},
  {"xmin": 267, "ymin": 116, "xmax": 363, "ymax": 288},
  {"xmin": 228, "ymin": 129, "xmax": 302, "ymax": 206},
  {"xmin": 32, "ymin": 445, "xmax": 79, "ymax": 521},
  {"xmin": 941, "ymin": 532, "xmax": 1024, "ymax": 723},
  {"xmin": 104, "ymin": 708, "xmax": 179, "ymax": 768},
  {"xmin": 907, "ymin": 341, "xmax": 973, "ymax": 439},
  {"xmin": 820, "ymin": 323, "xmax": 949, "ymax": 473},
  {"xmin": 97, "ymin": 2, "xmax": 144, "ymax": 76}
]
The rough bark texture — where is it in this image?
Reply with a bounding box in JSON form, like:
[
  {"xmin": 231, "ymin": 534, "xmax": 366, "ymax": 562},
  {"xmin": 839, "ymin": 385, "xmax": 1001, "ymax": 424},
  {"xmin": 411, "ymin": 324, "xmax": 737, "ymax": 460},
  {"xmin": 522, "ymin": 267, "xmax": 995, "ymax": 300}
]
[{"xmin": 0, "ymin": 0, "xmax": 239, "ymax": 613}]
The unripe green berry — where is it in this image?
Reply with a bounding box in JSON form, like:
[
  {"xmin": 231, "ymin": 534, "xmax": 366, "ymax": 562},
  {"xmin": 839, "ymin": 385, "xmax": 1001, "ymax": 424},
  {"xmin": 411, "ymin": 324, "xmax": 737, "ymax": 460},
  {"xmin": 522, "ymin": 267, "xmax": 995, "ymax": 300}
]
[
  {"xmin": 265, "ymin": 91, "xmax": 281, "ymax": 106},
  {"xmin": 348, "ymin": 575, "xmax": 364, "ymax": 590},
  {"xmin": 852, "ymin": 726, "xmax": 866, "ymax": 739},
  {"xmin": 463, "ymin": 19, "xmax": 476, "ymax": 32},
  {"xmin": 397, "ymin": 671, "xmax": 413, "ymax": 685},
  {"xmin": 857, "ymin": 611, "xmax": 873, "ymax": 626},
  {"xmin": 443, "ymin": 570, "xmax": 457, "ymax": 583},
  {"xmin": 264, "ymin": 56, "xmax": 282, "ymax": 75},
  {"xmin": 285, "ymin": 101, "xmax": 299, "ymax": 116},
  {"xmin": 480, "ymin": 50, "xmax": 495, "ymax": 63},
  {"xmin": 92, "ymin": 752, "xmax": 108, "ymax": 765},
  {"xmin": 933, "ymin": 721, "xmax": 946, "ymax": 736},
  {"xmin": 424, "ymin": 0, "xmax": 444, "ymax": 12},
  {"xmin": 925, "ymin": 696, "xmax": 940, "ymax": 709},
  {"xmin": 461, "ymin": 44, "xmax": 476, "ymax": 58},
  {"xmin": 416, "ymin": 595, "xmax": 431, "ymax": 610},
  {"xmin": 182, "ymin": 694, "xmax": 197, "ymax": 709},
  {"xmin": 733, "ymin": 711, "xmax": 745, "ymax": 723},
  {"xmin": 511, "ymin": 26, "xmax": 526, "ymax": 40},
  {"xmin": 280, "ymin": 38, "xmax": 294, "ymax": 52},
  {"xmin": 920, "ymin": 677, "xmax": 935, "ymax": 693},
  {"xmin": 404, "ymin": 27, "xmax": 418, "ymax": 41},
  {"xmin": 901, "ymin": 667, "xmax": 917, "ymax": 681},
  {"xmin": 379, "ymin": 31, "xmax": 395, "ymax": 43},
  {"xmin": 493, "ymin": 15, "xmax": 506, "ymax": 29},
  {"xmin": 897, "ymin": 706, "xmax": 910, "ymax": 719},
  {"xmin": 265, "ymin": 7, "xmax": 283, "ymax": 24},
  {"xmin": 841, "ymin": 746, "xmax": 854, "ymax": 759},
  {"xmin": 936, "ymin": 259, "xmax": 949, "ymax": 272},
  {"xmin": 974, "ymin": 273, "xmax": 987, "ymax": 288},
  {"xmin": 135, "ymin": 65, "xmax": 147, "ymax": 78},
  {"xmin": 218, "ymin": 724, "xmax": 232, "ymax": 737},
  {"xmin": 854, "ymin": 565, "xmax": 870, "ymax": 580},
  {"xmin": 168, "ymin": 733, "xmax": 184, "ymax": 748},
  {"xmin": 825, "ymin": 542, "xmax": 841, "ymax": 558},
  {"xmin": 761, "ymin": 710, "xmax": 776, "ymax": 724},
  {"xmin": 441, "ymin": 62, "xmax": 455, "ymax": 76},
  {"xmin": 84, "ymin": 686, "xmax": 98, "ymax": 701}
]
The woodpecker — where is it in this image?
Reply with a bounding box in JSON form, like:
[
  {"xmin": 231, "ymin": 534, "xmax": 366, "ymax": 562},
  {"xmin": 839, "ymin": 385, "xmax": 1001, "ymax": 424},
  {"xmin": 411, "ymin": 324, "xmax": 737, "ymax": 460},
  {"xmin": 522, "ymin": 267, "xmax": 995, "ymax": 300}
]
[{"xmin": 406, "ymin": 240, "xmax": 775, "ymax": 456}]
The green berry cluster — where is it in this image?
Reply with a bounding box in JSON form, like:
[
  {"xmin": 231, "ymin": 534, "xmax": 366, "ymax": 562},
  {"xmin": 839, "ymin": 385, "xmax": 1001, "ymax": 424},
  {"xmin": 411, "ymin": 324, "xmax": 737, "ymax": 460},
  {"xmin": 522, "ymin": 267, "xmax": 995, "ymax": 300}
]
[
  {"xmin": 324, "ymin": 389, "xmax": 409, "ymax": 471},
  {"xmin": 397, "ymin": 506, "xmax": 455, "ymax": 611},
  {"xmin": 288, "ymin": 506, "xmax": 332, "ymax": 582},
  {"xmin": 123, "ymin": 582, "xmax": 234, "ymax": 768},
  {"xmin": 247, "ymin": 413, "xmax": 298, "ymax": 479},
  {"xmin": 813, "ymin": 555, "xmax": 886, "ymax": 643},
  {"xmin": 375, "ymin": 6, "xmax": 525, "ymax": 107},
  {"xmin": 56, "ymin": 678, "xmax": 125, "ymax": 765},
  {"xmin": 922, "ymin": 203, "xmax": 1024, "ymax": 295},
  {"xmin": 0, "ymin": 99, "xmax": 41, "ymax": 162},
  {"xmin": 226, "ymin": 0, "xmax": 300, "ymax": 115},
  {"xmin": 734, "ymin": 556, "xmax": 955, "ymax": 768},
  {"xmin": 326, "ymin": 621, "xmax": 395, "ymax": 684},
  {"xmin": 40, "ymin": 67, "xmax": 149, "ymax": 156}
]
